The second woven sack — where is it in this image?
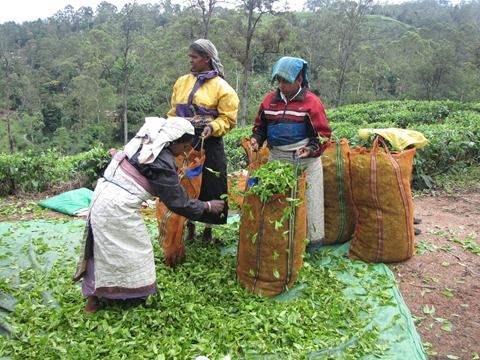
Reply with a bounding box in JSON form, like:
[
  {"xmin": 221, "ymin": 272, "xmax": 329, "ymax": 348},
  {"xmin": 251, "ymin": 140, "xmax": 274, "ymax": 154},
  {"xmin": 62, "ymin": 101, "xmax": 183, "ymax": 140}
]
[
  {"xmin": 347, "ymin": 136, "xmax": 416, "ymax": 263},
  {"xmin": 156, "ymin": 147, "xmax": 205, "ymax": 266}
]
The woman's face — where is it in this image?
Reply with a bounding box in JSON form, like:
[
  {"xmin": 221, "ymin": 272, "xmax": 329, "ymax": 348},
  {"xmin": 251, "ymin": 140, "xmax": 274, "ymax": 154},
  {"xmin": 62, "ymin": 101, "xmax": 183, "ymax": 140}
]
[
  {"xmin": 171, "ymin": 139, "xmax": 193, "ymax": 157},
  {"xmin": 189, "ymin": 49, "xmax": 211, "ymax": 73},
  {"xmin": 277, "ymin": 76, "xmax": 303, "ymax": 100}
]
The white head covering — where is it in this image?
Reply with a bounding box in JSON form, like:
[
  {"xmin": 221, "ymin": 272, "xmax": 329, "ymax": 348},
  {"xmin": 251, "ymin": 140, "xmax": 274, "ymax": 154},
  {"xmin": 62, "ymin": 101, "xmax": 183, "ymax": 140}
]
[
  {"xmin": 124, "ymin": 117, "xmax": 194, "ymax": 164},
  {"xmin": 193, "ymin": 39, "xmax": 225, "ymax": 76}
]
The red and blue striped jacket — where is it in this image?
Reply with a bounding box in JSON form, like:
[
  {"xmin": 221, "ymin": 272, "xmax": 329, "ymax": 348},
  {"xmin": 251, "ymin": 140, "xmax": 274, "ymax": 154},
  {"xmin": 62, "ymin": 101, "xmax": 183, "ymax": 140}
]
[{"xmin": 252, "ymin": 87, "xmax": 331, "ymax": 157}]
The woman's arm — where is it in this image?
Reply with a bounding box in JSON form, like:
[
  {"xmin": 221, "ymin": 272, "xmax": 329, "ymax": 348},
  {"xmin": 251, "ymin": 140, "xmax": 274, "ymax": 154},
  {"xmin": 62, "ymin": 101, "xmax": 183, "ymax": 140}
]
[
  {"xmin": 307, "ymin": 94, "xmax": 331, "ymax": 156},
  {"xmin": 207, "ymin": 79, "xmax": 239, "ymax": 137}
]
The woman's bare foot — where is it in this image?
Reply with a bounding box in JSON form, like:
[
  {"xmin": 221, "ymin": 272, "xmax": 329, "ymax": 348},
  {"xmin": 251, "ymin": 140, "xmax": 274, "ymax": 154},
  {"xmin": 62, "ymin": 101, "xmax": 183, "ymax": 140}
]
[
  {"xmin": 184, "ymin": 222, "xmax": 197, "ymax": 241},
  {"xmin": 202, "ymin": 227, "xmax": 212, "ymax": 241},
  {"xmin": 85, "ymin": 296, "xmax": 99, "ymax": 314}
]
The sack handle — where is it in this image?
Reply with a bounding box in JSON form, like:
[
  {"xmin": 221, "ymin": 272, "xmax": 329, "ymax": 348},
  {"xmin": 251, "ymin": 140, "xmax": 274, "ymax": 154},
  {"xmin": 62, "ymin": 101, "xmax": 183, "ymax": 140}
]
[
  {"xmin": 248, "ymin": 145, "xmax": 261, "ymax": 164},
  {"xmin": 182, "ymin": 137, "xmax": 205, "ymax": 168},
  {"xmin": 373, "ymin": 135, "xmax": 391, "ymax": 154},
  {"xmin": 295, "ymin": 154, "xmax": 301, "ymax": 178}
]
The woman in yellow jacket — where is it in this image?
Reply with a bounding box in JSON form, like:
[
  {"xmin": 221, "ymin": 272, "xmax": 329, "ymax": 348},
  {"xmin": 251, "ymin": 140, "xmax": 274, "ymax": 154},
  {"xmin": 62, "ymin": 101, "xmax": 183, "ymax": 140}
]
[{"xmin": 167, "ymin": 39, "xmax": 239, "ymax": 241}]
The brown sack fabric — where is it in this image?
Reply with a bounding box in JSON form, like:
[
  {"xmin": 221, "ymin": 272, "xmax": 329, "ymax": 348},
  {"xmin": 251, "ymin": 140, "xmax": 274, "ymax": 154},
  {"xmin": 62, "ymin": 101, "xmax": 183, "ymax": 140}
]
[
  {"xmin": 347, "ymin": 136, "xmax": 416, "ymax": 263},
  {"xmin": 156, "ymin": 147, "xmax": 205, "ymax": 266},
  {"xmin": 241, "ymin": 137, "xmax": 270, "ymax": 165},
  {"xmin": 322, "ymin": 139, "xmax": 358, "ymax": 245},
  {"xmin": 227, "ymin": 139, "xmax": 269, "ymax": 209},
  {"xmin": 227, "ymin": 170, "xmax": 248, "ymax": 210},
  {"xmin": 237, "ymin": 168, "xmax": 307, "ymax": 298}
]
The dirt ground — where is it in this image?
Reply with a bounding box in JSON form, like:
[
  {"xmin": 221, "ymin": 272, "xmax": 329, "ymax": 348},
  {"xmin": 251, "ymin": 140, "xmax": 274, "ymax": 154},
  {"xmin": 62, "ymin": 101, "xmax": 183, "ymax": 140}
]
[
  {"xmin": 1, "ymin": 189, "xmax": 480, "ymax": 359},
  {"xmin": 390, "ymin": 190, "xmax": 480, "ymax": 359}
]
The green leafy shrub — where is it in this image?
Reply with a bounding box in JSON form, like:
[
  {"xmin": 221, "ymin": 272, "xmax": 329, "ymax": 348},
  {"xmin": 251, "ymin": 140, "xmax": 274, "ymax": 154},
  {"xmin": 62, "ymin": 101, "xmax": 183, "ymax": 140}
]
[
  {"xmin": 223, "ymin": 126, "xmax": 251, "ymax": 173},
  {"xmin": 0, "ymin": 148, "xmax": 111, "ymax": 196},
  {"xmin": 327, "ymin": 101, "xmax": 480, "ymax": 189},
  {"xmin": 2, "ymin": 100, "xmax": 479, "ymax": 195}
]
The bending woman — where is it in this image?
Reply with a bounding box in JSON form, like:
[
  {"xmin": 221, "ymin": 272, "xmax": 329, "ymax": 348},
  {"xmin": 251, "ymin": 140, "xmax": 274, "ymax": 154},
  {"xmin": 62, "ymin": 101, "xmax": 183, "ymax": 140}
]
[
  {"xmin": 166, "ymin": 38, "xmax": 239, "ymax": 241},
  {"xmin": 73, "ymin": 117, "xmax": 225, "ymax": 314}
]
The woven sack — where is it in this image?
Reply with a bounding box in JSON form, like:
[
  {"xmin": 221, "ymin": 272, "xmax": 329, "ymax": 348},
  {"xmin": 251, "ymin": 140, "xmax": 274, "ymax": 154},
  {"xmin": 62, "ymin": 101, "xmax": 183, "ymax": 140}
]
[
  {"xmin": 227, "ymin": 138, "xmax": 270, "ymax": 209},
  {"xmin": 241, "ymin": 137, "xmax": 270, "ymax": 165},
  {"xmin": 322, "ymin": 139, "xmax": 358, "ymax": 245},
  {"xmin": 156, "ymin": 146, "xmax": 205, "ymax": 266},
  {"xmin": 227, "ymin": 170, "xmax": 248, "ymax": 210},
  {"xmin": 347, "ymin": 136, "xmax": 416, "ymax": 263},
  {"xmin": 237, "ymin": 163, "xmax": 307, "ymax": 298}
]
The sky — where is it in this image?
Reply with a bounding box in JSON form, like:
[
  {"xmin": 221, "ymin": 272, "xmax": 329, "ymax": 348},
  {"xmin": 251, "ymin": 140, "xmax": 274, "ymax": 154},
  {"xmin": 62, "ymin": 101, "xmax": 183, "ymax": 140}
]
[
  {"xmin": 1, "ymin": 0, "xmax": 162, "ymax": 24},
  {"xmin": 1, "ymin": 0, "xmax": 304, "ymax": 24},
  {"xmin": 0, "ymin": 0, "xmax": 464, "ymax": 24}
]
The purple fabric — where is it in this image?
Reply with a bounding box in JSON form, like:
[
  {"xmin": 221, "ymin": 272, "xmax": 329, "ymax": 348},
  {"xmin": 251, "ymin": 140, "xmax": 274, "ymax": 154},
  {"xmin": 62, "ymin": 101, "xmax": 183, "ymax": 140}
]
[
  {"xmin": 114, "ymin": 151, "xmax": 154, "ymax": 195},
  {"xmin": 82, "ymin": 257, "xmax": 157, "ymax": 300},
  {"xmin": 176, "ymin": 71, "xmax": 221, "ymax": 118},
  {"xmin": 176, "ymin": 104, "xmax": 219, "ymax": 118}
]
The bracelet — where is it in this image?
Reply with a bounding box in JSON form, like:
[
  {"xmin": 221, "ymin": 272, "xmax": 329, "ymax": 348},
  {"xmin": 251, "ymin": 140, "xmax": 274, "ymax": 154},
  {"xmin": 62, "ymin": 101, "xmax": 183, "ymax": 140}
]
[{"xmin": 207, "ymin": 201, "xmax": 212, "ymax": 212}]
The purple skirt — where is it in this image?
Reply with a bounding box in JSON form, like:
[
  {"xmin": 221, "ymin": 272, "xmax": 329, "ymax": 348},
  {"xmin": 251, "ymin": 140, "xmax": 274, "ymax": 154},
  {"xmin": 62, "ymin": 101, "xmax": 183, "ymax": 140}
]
[{"xmin": 82, "ymin": 257, "xmax": 157, "ymax": 300}]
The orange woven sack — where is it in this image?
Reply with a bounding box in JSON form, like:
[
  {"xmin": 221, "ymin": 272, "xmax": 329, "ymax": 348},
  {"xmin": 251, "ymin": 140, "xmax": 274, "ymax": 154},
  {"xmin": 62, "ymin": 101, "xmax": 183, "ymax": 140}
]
[
  {"xmin": 156, "ymin": 146, "xmax": 205, "ymax": 266},
  {"xmin": 241, "ymin": 137, "xmax": 270, "ymax": 165},
  {"xmin": 227, "ymin": 139, "xmax": 269, "ymax": 209},
  {"xmin": 237, "ymin": 164, "xmax": 307, "ymax": 298},
  {"xmin": 322, "ymin": 139, "xmax": 358, "ymax": 245},
  {"xmin": 347, "ymin": 136, "xmax": 416, "ymax": 263},
  {"xmin": 227, "ymin": 170, "xmax": 248, "ymax": 210}
]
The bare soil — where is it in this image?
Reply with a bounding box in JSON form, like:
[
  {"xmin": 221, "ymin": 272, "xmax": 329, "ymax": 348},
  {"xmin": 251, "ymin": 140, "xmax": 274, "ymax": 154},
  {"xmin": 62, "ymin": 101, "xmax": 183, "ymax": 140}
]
[
  {"xmin": 1, "ymin": 189, "xmax": 480, "ymax": 359},
  {"xmin": 390, "ymin": 190, "xmax": 480, "ymax": 359}
]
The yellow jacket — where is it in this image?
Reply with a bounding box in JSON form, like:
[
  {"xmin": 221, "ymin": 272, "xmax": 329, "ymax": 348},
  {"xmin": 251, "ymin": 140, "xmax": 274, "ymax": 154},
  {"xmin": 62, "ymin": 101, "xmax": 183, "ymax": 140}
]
[{"xmin": 167, "ymin": 74, "xmax": 239, "ymax": 137}]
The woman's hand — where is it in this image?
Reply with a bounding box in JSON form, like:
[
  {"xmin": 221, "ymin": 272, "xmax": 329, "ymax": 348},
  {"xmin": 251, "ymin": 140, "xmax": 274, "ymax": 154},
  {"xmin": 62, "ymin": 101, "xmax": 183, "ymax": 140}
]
[
  {"xmin": 249, "ymin": 138, "xmax": 259, "ymax": 152},
  {"xmin": 201, "ymin": 125, "xmax": 213, "ymax": 139},
  {"xmin": 296, "ymin": 146, "xmax": 311, "ymax": 159},
  {"xmin": 204, "ymin": 200, "xmax": 225, "ymax": 214}
]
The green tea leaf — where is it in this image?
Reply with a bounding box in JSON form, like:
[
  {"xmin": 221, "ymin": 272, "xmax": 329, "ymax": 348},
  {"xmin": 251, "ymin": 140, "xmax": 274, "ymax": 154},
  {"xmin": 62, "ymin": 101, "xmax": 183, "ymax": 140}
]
[{"xmin": 273, "ymin": 269, "xmax": 280, "ymax": 278}]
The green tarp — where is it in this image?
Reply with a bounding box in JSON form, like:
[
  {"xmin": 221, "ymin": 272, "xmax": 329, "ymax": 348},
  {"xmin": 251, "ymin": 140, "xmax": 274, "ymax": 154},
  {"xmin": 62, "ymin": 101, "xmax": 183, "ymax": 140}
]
[
  {"xmin": 0, "ymin": 219, "xmax": 426, "ymax": 359},
  {"xmin": 38, "ymin": 188, "xmax": 93, "ymax": 216}
]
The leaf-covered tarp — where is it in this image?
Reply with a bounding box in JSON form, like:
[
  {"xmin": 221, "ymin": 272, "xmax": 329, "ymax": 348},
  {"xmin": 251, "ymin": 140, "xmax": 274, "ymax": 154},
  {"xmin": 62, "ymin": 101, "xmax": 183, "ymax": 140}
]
[{"xmin": 0, "ymin": 219, "xmax": 426, "ymax": 359}]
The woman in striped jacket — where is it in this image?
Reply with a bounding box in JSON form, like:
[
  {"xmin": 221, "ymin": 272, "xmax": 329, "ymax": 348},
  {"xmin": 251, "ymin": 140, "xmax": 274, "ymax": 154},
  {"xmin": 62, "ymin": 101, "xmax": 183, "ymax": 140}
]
[{"xmin": 249, "ymin": 57, "xmax": 331, "ymax": 252}]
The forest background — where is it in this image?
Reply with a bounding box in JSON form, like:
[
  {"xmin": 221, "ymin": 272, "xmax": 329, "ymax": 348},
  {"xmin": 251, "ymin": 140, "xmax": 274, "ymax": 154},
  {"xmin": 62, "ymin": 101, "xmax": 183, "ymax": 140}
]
[{"xmin": 1, "ymin": 0, "xmax": 480, "ymax": 155}]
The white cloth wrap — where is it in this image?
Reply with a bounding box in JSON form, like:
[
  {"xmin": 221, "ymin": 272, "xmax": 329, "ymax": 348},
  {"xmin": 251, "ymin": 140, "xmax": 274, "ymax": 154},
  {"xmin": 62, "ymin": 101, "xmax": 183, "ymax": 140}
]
[
  {"xmin": 269, "ymin": 141, "xmax": 325, "ymax": 244},
  {"xmin": 88, "ymin": 156, "xmax": 156, "ymax": 290},
  {"xmin": 124, "ymin": 116, "xmax": 194, "ymax": 164}
]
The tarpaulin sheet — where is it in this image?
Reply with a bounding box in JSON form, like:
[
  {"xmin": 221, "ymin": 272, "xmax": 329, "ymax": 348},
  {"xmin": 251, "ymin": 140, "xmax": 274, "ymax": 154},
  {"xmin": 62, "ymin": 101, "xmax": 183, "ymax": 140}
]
[
  {"xmin": 0, "ymin": 219, "xmax": 426, "ymax": 359},
  {"xmin": 37, "ymin": 188, "xmax": 93, "ymax": 216}
]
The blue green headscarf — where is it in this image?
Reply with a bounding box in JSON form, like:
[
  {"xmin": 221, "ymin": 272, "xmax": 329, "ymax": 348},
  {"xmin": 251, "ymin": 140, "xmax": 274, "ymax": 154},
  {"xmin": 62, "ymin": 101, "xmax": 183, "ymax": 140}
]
[{"xmin": 270, "ymin": 57, "xmax": 309, "ymax": 85}]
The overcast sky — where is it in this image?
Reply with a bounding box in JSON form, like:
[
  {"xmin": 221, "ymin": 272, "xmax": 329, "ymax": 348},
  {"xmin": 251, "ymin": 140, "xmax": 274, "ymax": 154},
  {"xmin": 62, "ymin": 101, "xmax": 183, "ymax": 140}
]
[
  {"xmin": 0, "ymin": 0, "xmax": 309, "ymax": 24},
  {"xmin": 1, "ymin": 1, "xmax": 149, "ymax": 24},
  {"xmin": 1, "ymin": 0, "xmax": 465, "ymax": 24}
]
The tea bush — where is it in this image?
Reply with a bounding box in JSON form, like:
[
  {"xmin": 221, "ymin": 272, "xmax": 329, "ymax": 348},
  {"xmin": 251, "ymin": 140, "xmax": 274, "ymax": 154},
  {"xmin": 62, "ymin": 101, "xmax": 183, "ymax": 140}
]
[
  {"xmin": 1, "ymin": 100, "xmax": 479, "ymax": 195},
  {"xmin": 0, "ymin": 147, "xmax": 110, "ymax": 196}
]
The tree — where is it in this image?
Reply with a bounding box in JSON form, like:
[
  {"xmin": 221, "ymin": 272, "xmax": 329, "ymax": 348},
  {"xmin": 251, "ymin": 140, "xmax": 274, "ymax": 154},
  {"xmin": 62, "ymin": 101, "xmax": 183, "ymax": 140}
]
[
  {"xmin": 21, "ymin": 111, "xmax": 44, "ymax": 143},
  {"xmin": 71, "ymin": 74, "xmax": 99, "ymax": 127},
  {"xmin": 225, "ymin": 0, "xmax": 287, "ymax": 126},
  {"xmin": 119, "ymin": 2, "xmax": 138, "ymax": 144},
  {"xmin": 187, "ymin": 0, "xmax": 230, "ymax": 38},
  {"xmin": 53, "ymin": 127, "xmax": 71, "ymax": 154},
  {"xmin": 312, "ymin": 0, "xmax": 373, "ymax": 107},
  {"xmin": 0, "ymin": 23, "xmax": 21, "ymax": 154},
  {"xmin": 415, "ymin": 42, "xmax": 456, "ymax": 100},
  {"xmin": 73, "ymin": 6, "xmax": 94, "ymax": 32}
]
